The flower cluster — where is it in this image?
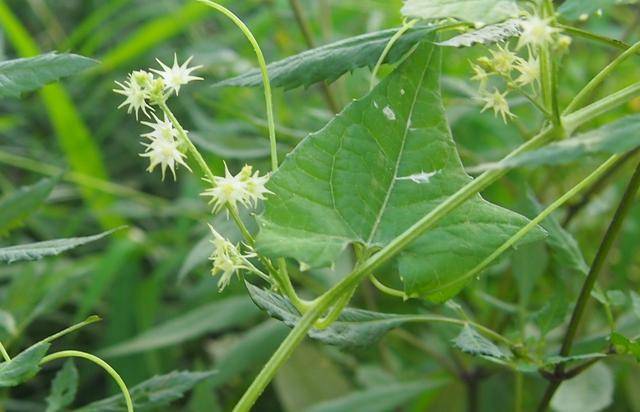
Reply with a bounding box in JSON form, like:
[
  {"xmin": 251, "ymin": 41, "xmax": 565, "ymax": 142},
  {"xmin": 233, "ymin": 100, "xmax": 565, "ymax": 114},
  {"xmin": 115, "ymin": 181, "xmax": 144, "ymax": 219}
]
[
  {"xmin": 209, "ymin": 225, "xmax": 256, "ymax": 291},
  {"xmin": 202, "ymin": 164, "xmax": 272, "ymax": 214},
  {"xmin": 469, "ymin": 14, "xmax": 570, "ymax": 123},
  {"xmin": 114, "ymin": 54, "xmax": 202, "ymax": 179}
]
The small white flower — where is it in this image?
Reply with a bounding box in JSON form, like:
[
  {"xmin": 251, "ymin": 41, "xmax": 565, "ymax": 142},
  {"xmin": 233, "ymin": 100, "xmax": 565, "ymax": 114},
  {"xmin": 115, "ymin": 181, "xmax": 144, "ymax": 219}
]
[
  {"xmin": 514, "ymin": 56, "xmax": 540, "ymax": 86},
  {"xmin": 140, "ymin": 135, "xmax": 190, "ymax": 180},
  {"xmin": 152, "ymin": 54, "xmax": 203, "ymax": 96},
  {"xmin": 480, "ymin": 89, "xmax": 515, "ymax": 123},
  {"xmin": 489, "ymin": 45, "xmax": 519, "ymax": 75},
  {"xmin": 471, "ymin": 63, "xmax": 491, "ymax": 88},
  {"xmin": 202, "ymin": 164, "xmax": 249, "ymax": 213},
  {"xmin": 518, "ymin": 17, "xmax": 560, "ymax": 49},
  {"xmin": 208, "ymin": 225, "xmax": 255, "ymax": 291},
  {"xmin": 239, "ymin": 165, "xmax": 272, "ymax": 207},
  {"xmin": 114, "ymin": 74, "xmax": 153, "ymax": 120},
  {"xmin": 141, "ymin": 113, "xmax": 179, "ymax": 142}
]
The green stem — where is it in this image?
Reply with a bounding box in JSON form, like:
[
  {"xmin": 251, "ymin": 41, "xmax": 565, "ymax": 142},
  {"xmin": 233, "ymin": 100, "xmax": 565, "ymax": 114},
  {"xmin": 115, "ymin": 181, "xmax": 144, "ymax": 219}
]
[
  {"xmin": 0, "ymin": 342, "xmax": 10, "ymax": 362},
  {"xmin": 559, "ymin": 24, "xmax": 633, "ymax": 52},
  {"xmin": 370, "ymin": 275, "xmax": 407, "ymax": 299},
  {"xmin": 537, "ymin": 160, "xmax": 640, "ymax": 412},
  {"xmin": 565, "ymin": 39, "xmax": 640, "ymax": 114},
  {"xmin": 426, "ymin": 154, "xmax": 622, "ymax": 297},
  {"xmin": 563, "ymin": 81, "xmax": 640, "ymax": 133},
  {"xmin": 41, "ymin": 315, "xmax": 101, "ymax": 344},
  {"xmin": 40, "ymin": 350, "xmax": 133, "ymax": 412},
  {"xmin": 315, "ymin": 285, "xmax": 356, "ymax": 329},
  {"xmin": 197, "ymin": 0, "xmax": 278, "ymax": 171},
  {"xmin": 369, "ymin": 19, "xmax": 417, "ymax": 90}
]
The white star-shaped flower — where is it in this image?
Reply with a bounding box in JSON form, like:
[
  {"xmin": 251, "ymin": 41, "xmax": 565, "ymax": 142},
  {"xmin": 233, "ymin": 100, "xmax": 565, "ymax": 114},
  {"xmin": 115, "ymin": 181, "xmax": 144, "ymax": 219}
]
[
  {"xmin": 208, "ymin": 225, "xmax": 255, "ymax": 291},
  {"xmin": 140, "ymin": 135, "xmax": 191, "ymax": 180},
  {"xmin": 113, "ymin": 74, "xmax": 153, "ymax": 120},
  {"xmin": 518, "ymin": 17, "xmax": 560, "ymax": 49},
  {"xmin": 480, "ymin": 90, "xmax": 515, "ymax": 123},
  {"xmin": 515, "ymin": 56, "xmax": 540, "ymax": 86},
  {"xmin": 141, "ymin": 113, "xmax": 179, "ymax": 142},
  {"xmin": 239, "ymin": 165, "xmax": 272, "ymax": 207},
  {"xmin": 152, "ymin": 54, "xmax": 203, "ymax": 96},
  {"xmin": 201, "ymin": 164, "xmax": 249, "ymax": 213}
]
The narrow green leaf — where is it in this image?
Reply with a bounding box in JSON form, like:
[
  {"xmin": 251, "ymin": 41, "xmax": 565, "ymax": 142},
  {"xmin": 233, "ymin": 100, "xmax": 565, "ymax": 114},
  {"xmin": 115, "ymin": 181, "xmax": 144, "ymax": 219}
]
[
  {"xmin": 559, "ymin": 0, "xmax": 638, "ymax": 20},
  {"xmin": 256, "ymin": 41, "xmax": 541, "ymax": 302},
  {"xmin": 248, "ymin": 283, "xmax": 411, "ymax": 347},
  {"xmin": 75, "ymin": 370, "xmax": 214, "ymax": 412},
  {"xmin": 437, "ymin": 19, "xmax": 521, "ymax": 47},
  {"xmin": 46, "ymin": 360, "xmax": 79, "ymax": 412},
  {"xmin": 0, "ymin": 178, "xmax": 56, "ymax": 235},
  {"xmin": 215, "ymin": 26, "xmax": 438, "ymax": 90},
  {"xmin": 0, "ymin": 342, "xmax": 50, "ymax": 387},
  {"xmin": 0, "ymin": 52, "xmax": 96, "ymax": 97},
  {"xmin": 544, "ymin": 353, "xmax": 607, "ymax": 366},
  {"xmin": 551, "ymin": 363, "xmax": 614, "ymax": 412},
  {"xmin": 0, "ymin": 228, "xmax": 122, "ymax": 263},
  {"xmin": 477, "ymin": 115, "xmax": 640, "ymax": 171},
  {"xmin": 402, "ymin": 0, "xmax": 519, "ymax": 24},
  {"xmin": 100, "ymin": 296, "xmax": 260, "ymax": 357},
  {"xmin": 305, "ymin": 380, "xmax": 447, "ymax": 412},
  {"xmin": 452, "ymin": 325, "xmax": 508, "ymax": 360}
]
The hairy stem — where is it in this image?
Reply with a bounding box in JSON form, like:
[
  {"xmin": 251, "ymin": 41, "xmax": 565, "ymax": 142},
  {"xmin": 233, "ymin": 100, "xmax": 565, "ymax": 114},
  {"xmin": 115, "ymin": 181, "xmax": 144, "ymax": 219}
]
[
  {"xmin": 197, "ymin": 0, "xmax": 279, "ymax": 171},
  {"xmin": 537, "ymin": 160, "xmax": 640, "ymax": 411},
  {"xmin": 40, "ymin": 350, "xmax": 133, "ymax": 412},
  {"xmin": 370, "ymin": 19, "xmax": 417, "ymax": 91}
]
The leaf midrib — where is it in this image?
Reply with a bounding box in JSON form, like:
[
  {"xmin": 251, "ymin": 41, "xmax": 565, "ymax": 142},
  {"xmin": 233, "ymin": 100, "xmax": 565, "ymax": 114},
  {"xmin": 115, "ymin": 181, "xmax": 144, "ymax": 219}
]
[{"xmin": 364, "ymin": 45, "xmax": 436, "ymax": 246}]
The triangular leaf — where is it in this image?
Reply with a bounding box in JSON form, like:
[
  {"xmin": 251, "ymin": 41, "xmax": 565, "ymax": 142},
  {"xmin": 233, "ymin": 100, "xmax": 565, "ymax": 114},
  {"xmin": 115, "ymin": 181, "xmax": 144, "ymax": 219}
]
[
  {"xmin": 46, "ymin": 360, "xmax": 79, "ymax": 412},
  {"xmin": 0, "ymin": 52, "xmax": 97, "ymax": 98},
  {"xmin": 215, "ymin": 26, "xmax": 438, "ymax": 90},
  {"xmin": 75, "ymin": 370, "xmax": 214, "ymax": 411},
  {"xmin": 0, "ymin": 228, "xmax": 121, "ymax": 264},
  {"xmin": 0, "ymin": 342, "xmax": 50, "ymax": 387},
  {"xmin": 256, "ymin": 41, "xmax": 541, "ymax": 302},
  {"xmin": 402, "ymin": 0, "xmax": 520, "ymax": 24},
  {"xmin": 0, "ymin": 178, "xmax": 56, "ymax": 235}
]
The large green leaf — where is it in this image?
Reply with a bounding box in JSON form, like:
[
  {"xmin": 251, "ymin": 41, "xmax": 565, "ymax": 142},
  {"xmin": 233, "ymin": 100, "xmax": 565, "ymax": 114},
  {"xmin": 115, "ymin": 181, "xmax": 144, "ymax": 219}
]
[
  {"xmin": 0, "ymin": 52, "xmax": 96, "ymax": 97},
  {"xmin": 476, "ymin": 115, "xmax": 640, "ymax": 171},
  {"xmin": 46, "ymin": 360, "xmax": 79, "ymax": 412},
  {"xmin": 75, "ymin": 370, "xmax": 214, "ymax": 411},
  {"xmin": 99, "ymin": 296, "xmax": 260, "ymax": 357},
  {"xmin": 305, "ymin": 380, "xmax": 447, "ymax": 412},
  {"xmin": 401, "ymin": 0, "xmax": 519, "ymax": 24},
  {"xmin": 0, "ymin": 342, "xmax": 50, "ymax": 387},
  {"xmin": 0, "ymin": 228, "xmax": 121, "ymax": 263},
  {"xmin": 256, "ymin": 42, "xmax": 540, "ymax": 301},
  {"xmin": 0, "ymin": 178, "xmax": 56, "ymax": 235},
  {"xmin": 215, "ymin": 26, "xmax": 438, "ymax": 90}
]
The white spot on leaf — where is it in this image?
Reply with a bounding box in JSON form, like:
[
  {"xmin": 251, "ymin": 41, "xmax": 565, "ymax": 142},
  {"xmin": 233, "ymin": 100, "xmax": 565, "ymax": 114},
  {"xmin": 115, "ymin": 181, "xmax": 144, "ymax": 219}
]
[
  {"xmin": 383, "ymin": 106, "xmax": 396, "ymax": 121},
  {"xmin": 396, "ymin": 170, "xmax": 439, "ymax": 184}
]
